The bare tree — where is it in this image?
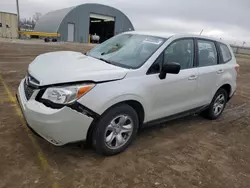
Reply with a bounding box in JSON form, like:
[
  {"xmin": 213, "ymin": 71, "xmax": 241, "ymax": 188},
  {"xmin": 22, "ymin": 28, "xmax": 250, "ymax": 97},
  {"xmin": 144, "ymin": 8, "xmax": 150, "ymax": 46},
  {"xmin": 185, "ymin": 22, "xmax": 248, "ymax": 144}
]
[
  {"xmin": 20, "ymin": 12, "xmax": 42, "ymax": 30},
  {"xmin": 32, "ymin": 12, "xmax": 42, "ymax": 22}
]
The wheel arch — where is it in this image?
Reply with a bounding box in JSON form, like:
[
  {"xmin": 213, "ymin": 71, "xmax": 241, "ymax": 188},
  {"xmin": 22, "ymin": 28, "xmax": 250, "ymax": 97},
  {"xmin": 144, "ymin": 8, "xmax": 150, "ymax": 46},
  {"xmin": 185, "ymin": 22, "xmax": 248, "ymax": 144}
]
[
  {"xmin": 86, "ymin": 97, "xmax": 146, "ymax": 144},
  {"xmin": 217, "ymin": 83, "xmax": 232, "ymax": 100}
]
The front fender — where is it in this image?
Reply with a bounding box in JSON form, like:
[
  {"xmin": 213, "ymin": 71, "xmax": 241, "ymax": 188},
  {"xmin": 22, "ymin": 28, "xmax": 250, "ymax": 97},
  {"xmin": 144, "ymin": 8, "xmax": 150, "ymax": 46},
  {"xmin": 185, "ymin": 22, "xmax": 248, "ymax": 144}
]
[
  {"xmin": 98, "ymin": 94, "xmax": 148, "ymax": 120},
  {"xmin": 78, "ymin": 80, "xmax": 150, "ymax": 122}
]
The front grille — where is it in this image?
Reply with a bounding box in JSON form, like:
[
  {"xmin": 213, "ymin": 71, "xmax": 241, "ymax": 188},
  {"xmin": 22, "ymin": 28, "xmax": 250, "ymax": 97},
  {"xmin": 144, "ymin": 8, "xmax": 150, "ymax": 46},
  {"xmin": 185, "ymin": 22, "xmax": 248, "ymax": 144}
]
[{"xmin": 23, "ymin": 81, "xmax": 35, "ymax": 100}]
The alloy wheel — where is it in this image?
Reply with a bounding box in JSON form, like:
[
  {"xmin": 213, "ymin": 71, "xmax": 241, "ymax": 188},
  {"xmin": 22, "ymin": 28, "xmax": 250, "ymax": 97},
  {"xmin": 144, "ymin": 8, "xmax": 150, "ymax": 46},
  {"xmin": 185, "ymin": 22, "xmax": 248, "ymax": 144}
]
[
  {"xmin": 104, "ymin": 115, "xmax": 134, "ymax": 149},
  {"xmin": 213, "ymin": 94, "xmax": 225, "ymax": 116}
]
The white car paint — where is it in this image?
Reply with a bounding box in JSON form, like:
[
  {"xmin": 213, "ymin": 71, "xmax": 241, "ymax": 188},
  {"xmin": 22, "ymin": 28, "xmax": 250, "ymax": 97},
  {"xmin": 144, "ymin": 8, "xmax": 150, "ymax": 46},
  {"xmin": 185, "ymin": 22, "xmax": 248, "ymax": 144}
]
[
  {"xmin": 17, "ymin": 79, "xmax": 93, "ymax": 145},
  {"xmin": 28, "ymin": 51, "xmax": 128, "ymax": 85},
  {"xmin": 17, "ymin": 31, "xmax": 238, "ymax": 146}
]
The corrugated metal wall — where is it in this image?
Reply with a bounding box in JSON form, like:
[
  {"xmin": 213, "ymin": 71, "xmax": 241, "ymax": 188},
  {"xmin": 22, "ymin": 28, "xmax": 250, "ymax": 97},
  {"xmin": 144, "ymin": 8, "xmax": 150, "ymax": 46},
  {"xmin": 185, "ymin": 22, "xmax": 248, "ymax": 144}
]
[
  {"xmin": 58, "ymin": 4, "xmax": 134, "ymax": 42},
  {"xmin": 0, "ymin": 12, "xmax": 18, "ymax": 38},
  {"xmin": 35, "ymin": 4, "xmax": 134, "ymax": 43}
]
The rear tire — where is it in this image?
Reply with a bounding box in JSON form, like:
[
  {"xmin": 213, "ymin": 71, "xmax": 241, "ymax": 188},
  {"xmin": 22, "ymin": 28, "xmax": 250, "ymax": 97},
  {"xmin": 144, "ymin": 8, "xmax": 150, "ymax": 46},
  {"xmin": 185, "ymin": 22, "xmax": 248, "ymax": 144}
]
[
  {"xmin": 203, "ymin": 88, "xmax": 228, "ymax": 120},
  {"xmin": 92, "ymin": 104, "xmax": 139, "ymax": 156}
]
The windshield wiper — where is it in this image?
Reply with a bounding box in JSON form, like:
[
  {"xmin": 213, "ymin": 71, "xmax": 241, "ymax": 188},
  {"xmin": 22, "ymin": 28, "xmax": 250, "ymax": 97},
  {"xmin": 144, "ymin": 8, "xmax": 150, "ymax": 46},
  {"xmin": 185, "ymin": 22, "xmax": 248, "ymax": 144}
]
[{"xmin": 99, "ymin": 58, "xmax": 114, "ymax": 65}]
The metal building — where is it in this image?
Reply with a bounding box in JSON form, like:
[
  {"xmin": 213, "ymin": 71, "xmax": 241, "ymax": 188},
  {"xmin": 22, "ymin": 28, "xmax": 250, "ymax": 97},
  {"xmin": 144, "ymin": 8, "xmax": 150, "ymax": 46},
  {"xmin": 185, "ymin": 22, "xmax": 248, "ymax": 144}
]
[
  {"xmin": 34, "ymin": 3, "xmax": 134, "ymax": 43},
  {"xmin": 0, "ymin": 12, "xmax": 18, "ymax": 38}
]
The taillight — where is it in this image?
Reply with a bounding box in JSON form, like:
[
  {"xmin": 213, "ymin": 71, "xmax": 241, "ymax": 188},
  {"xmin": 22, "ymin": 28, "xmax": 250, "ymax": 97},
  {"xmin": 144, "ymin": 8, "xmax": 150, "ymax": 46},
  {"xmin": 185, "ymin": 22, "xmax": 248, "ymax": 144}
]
[{"xmin": 235, "ymin": 65, "xmax": 240, "ymax": 74}]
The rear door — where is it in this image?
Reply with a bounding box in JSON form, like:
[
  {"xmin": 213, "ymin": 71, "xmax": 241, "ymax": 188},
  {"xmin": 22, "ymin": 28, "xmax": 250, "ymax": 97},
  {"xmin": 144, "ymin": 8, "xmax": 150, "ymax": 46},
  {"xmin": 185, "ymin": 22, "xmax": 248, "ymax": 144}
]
[
  {"xmin": 196, "ymin": 39, "xmax": 221, "ymax": 105},
  {"xmin": 216, "ymin": 42, "xmax": 237, "ymax": 96}
]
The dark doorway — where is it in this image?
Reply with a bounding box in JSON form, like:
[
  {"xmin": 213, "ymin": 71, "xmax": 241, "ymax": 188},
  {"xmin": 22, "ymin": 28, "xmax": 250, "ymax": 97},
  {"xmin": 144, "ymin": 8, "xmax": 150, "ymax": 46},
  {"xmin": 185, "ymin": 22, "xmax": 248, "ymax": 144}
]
[{"xmin": 89, "ymin": 17, "xmax": 115, "ymax": 43}]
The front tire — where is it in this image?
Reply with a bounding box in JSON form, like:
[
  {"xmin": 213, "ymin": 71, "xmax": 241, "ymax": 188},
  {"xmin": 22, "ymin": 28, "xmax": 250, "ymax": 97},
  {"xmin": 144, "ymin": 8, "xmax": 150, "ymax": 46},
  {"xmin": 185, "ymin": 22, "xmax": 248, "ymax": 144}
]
[
  {"xmin": 92, "ymin": 104, "xmax": 139, "ymax": 156},
  {"xmin": 203, "ymin": 88, "xmax": 228, "ymax": 120}
]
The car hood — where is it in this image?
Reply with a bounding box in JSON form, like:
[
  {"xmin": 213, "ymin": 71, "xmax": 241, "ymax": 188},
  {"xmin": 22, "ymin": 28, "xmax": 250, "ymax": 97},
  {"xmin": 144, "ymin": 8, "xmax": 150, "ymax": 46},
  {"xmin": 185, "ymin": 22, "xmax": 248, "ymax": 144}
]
[{"xmin": 28, "ymin": 51, "xmax": 128, "ymax": 86}]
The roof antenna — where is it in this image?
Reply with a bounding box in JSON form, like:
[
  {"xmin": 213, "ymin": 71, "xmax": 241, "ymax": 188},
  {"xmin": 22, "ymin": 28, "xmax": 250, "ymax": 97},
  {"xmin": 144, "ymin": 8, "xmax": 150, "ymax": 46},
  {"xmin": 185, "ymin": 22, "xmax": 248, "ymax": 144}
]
[{"xmin": 199, "ymin": 29, "xmax": 203, "ymax": 35}]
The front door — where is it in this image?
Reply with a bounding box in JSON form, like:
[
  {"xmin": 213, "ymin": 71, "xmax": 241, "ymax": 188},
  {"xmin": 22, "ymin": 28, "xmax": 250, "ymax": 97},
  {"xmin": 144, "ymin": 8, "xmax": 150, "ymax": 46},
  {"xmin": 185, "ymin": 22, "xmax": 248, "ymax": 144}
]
[{"xmin": 145, "ymin": 38, "xmax": 200, "ymax": 121}]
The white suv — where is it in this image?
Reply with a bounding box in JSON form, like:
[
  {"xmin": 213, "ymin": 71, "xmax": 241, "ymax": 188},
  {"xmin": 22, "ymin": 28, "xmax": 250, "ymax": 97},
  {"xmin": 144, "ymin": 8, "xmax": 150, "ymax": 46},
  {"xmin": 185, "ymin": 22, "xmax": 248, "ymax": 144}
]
[{"xmin": 17, "ymin": 31, "xmax": 239, "ymax": 155}]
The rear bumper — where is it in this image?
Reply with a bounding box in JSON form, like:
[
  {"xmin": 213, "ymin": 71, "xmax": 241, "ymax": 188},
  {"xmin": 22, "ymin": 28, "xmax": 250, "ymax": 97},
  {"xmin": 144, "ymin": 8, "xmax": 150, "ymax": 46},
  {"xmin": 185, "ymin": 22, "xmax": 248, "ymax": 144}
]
[
  {"xmin": 228, "ymin": 91, "xmax": 236, "ymax": 102},
  {"xmin": 228, "ymin": 81, "xmax": 237, "ymax": 101},
  {"xmin": 17, "ymin": 79, "xmax": 94, "ymax": 146}
]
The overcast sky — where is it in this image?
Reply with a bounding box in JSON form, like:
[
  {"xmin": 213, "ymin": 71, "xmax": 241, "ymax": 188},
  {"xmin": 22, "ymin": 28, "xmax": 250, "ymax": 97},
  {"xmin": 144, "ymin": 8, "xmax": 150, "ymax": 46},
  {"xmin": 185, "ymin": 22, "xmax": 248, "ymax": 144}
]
[{"xmin": 1, "ymin": 0, "xmax": 250, "ymax": 45}]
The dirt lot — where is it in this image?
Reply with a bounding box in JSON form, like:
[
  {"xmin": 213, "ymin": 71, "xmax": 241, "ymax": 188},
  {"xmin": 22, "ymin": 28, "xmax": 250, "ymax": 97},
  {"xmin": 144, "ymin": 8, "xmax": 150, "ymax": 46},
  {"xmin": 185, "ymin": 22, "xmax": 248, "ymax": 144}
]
[{"xmin": 0, "ymin": 40, "xmax": 250, "ymax": 188}]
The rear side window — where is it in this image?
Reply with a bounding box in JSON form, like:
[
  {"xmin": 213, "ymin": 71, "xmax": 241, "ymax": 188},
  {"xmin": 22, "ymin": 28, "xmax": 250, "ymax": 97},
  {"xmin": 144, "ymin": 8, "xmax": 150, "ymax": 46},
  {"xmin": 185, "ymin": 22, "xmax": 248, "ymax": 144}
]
[
  {"xmin": 219, "ymin": 43, "xmax": 232, "ymax": 63},
  {"xmin": 197, "ymin": 40, "xmax": 218, "ymax": 67}
]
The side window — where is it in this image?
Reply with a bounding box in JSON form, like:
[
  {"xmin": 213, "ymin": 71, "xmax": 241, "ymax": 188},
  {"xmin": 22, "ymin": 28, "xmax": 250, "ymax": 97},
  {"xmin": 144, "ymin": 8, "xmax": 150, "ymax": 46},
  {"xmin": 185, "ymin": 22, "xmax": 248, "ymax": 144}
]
[
  {"xmin": 219, "ymin": 43, "xmax": 232, "ymax": 63},
  {"xmin": 198, "ymin": 40, "xmax": 218, "ymax": 67},
  {"xmin": 164, "ymin": 39, "xmax": 194, "ymax": 70},
  {"xmin": 147, "ymin": 53, "xmax": 163, "ymax": 74}
]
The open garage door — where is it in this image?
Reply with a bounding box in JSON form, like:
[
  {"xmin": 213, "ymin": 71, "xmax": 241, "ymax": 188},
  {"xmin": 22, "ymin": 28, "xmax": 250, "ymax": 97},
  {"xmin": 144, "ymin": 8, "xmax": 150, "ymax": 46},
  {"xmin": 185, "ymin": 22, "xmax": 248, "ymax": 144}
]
[{"xmin": 89, "ymin": 13, "xmax": 115, "ymax": 43}]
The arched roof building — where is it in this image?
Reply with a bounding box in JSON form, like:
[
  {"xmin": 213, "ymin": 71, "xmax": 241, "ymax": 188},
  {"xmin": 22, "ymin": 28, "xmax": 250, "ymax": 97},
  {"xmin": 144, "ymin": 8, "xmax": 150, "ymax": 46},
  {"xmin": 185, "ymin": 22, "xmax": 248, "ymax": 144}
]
[{"xmin": 34, "ymin": 3, "xmax": 134, "ymax": 43}]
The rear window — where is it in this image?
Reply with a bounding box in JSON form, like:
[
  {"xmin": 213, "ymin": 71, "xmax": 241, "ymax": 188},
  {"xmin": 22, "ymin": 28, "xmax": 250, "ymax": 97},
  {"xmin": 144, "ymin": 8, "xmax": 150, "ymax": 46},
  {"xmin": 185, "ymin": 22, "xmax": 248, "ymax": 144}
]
[{"xmin": 219, "ymin": 43, "xmax": 232, "ymax": 63}]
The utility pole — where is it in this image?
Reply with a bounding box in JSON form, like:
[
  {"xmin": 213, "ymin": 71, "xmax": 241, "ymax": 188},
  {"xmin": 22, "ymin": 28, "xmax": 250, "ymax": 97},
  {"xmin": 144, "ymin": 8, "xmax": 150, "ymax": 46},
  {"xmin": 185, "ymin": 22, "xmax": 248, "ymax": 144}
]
[{"xmin": 16, "ymin": 0, "xmax": 20, "ymax": 37}]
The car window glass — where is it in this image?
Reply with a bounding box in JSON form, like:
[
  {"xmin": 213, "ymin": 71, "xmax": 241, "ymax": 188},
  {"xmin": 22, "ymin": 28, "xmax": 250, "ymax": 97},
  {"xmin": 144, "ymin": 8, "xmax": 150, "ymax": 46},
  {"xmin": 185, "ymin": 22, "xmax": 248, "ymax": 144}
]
[
  {"xmin": 164, "ymin": 39, "xmax": 194, "ymax": 70},
  {"xmin": 147, "ymin": 53, "xmax": 163, "ymax": 74},
  {"xmin": 219, "ymin": 43, "xmax": 232, "ymax": 63},
  {"xmin": 88, "ymin": 34, "xmax": 165, "ymax": 69},
  {"xmin": 198, "ymin": 40, "xmax": 217, "ymax": 67}
]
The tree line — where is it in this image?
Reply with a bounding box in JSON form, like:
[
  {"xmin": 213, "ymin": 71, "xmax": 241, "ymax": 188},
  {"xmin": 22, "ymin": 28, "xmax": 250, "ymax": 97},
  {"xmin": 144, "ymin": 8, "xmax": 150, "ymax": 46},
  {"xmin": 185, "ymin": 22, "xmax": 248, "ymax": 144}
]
[{"xmin": 20, "ymin": 12, "xmax": 42, "ymax": 31}]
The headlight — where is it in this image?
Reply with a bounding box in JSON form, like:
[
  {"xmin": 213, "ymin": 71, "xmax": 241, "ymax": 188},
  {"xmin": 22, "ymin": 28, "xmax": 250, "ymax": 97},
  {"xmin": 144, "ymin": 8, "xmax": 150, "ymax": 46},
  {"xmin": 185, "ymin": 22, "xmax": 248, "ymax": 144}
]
[{"xmin": 42, "ymin": 84, "xmax": 95, "ymax": 104}]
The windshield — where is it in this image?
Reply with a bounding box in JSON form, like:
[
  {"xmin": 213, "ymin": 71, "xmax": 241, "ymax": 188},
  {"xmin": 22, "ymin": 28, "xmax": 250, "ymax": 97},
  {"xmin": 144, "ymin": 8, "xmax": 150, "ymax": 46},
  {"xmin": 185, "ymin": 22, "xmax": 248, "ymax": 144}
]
[{"xmin": 87, "ymin": 34, "xmax": 165, "ymax": 69}]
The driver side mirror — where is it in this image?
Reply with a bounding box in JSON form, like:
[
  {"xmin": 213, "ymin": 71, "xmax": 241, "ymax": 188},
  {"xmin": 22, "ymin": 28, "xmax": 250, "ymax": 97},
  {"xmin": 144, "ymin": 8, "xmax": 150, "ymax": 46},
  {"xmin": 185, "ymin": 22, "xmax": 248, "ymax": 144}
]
[{"xmin": 159, "ymin": 62, "xmax": 181, "ymax": 79}]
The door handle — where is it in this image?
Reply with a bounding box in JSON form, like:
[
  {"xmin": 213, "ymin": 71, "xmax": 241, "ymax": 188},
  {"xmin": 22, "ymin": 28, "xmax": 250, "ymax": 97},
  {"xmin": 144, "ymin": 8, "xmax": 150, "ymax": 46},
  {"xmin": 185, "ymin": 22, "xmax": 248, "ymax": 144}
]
[
  {"xmin": 217, "ymin": 69, "xmax": 224, "ymax": 74},
  {"xmin": 188, "ymin": 75, "xmax": 198, "ymax": 80}
]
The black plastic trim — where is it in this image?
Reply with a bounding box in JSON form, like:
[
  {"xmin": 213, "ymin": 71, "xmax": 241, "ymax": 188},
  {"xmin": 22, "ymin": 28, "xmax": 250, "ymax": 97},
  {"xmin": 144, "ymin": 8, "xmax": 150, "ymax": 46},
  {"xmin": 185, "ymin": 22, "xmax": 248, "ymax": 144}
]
[
  {"xmin": 39, "ymin": 98, "xmax": 64, "ymax": 109},
  {"xmin": 214, "ymin": 41, "xmax": 223, "ymax": 64},
  {"xmin": 193, "ymin": 38, "xmax": 199, "ymax": 67},
  {"xmin": 146, "ymin": 53, "xmax": 163, "ymax": 75},
  {"xmin": 143, "ymin": 105, "xmax": 209, "ymax": 127},
  {"xmin": 68, "ymin": 102, "xmax": 100, "ymax": 119},
  {"xmin": 35, "ymin": 88, "xmax": 46, "ymax": 101},
  {"xmin": 26, "ymin": 81, "xmax": 39, "ymax": 89},
  {"xmin": 37, "ymin": 97, "xmax": 99, "ymax": 119}
]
